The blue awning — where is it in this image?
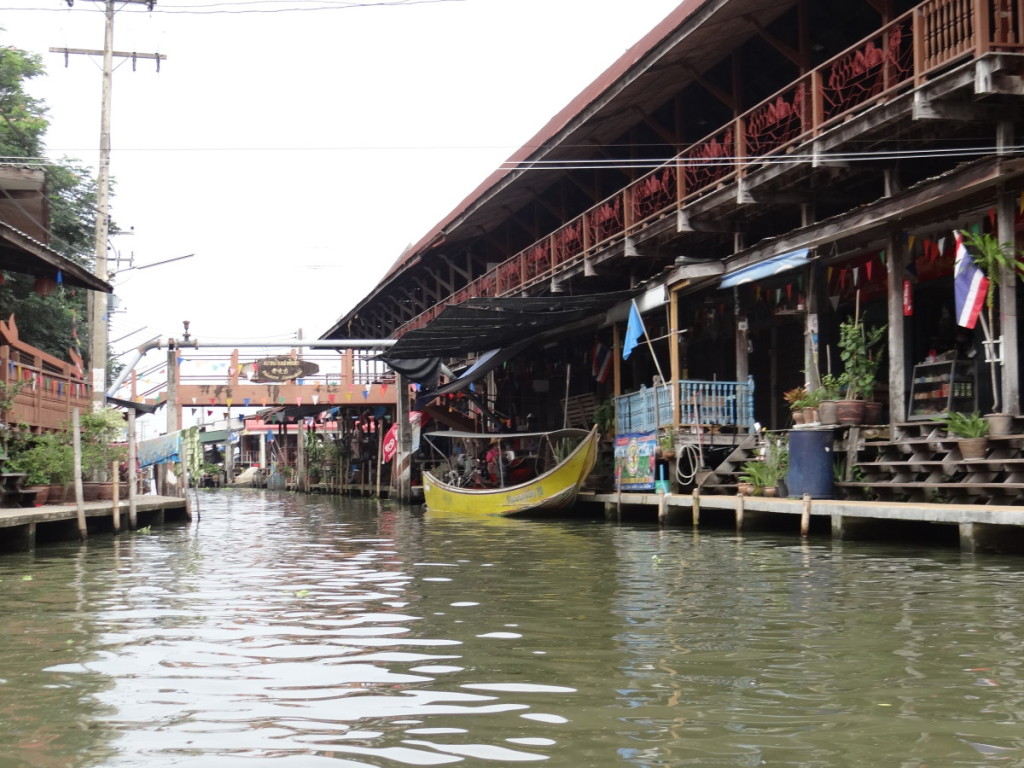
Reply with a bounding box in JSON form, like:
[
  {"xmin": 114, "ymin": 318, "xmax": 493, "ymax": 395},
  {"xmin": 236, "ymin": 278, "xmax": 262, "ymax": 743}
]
[{"xmin": 720, "ymin": 248, "xmax": 810, "ymax": 288}]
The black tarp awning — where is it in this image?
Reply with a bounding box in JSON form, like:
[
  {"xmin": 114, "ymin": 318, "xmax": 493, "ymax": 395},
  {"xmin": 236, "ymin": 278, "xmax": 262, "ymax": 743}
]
[{"xmin": 381, "ymin": 291, "xmax": 634, "ymax": 361}]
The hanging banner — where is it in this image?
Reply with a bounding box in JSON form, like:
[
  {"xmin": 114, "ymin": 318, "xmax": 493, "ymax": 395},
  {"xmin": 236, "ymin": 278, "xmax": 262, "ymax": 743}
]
[
  {"xmin": 903, "ymin": 279, "xmax": 914, "ymax": 316},
  {"xmin": 614, "ymin": 432, "xmax": 656, "ymax": 491},
  {"xmin": 381, "ymin": 422, "xmax": 400, "ymax": 463}
]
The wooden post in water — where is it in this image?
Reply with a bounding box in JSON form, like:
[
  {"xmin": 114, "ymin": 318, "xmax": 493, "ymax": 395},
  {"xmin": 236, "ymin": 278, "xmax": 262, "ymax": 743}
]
[
  {"xmin": 180, "ymin": 449, "xmax": 193, "ymax": 521},
  {"xmin": 111, "ymin": 459, "xmax": 120, "ymax": 531},
  {"xmin": 736, "ymin": 493, "xmax": 744, "ymax": 531},
  {"xmin": 801, "ymin": 493, "xmax": 812, "ymax": 537},
  {"xmin": 127, "ymin": 409, "xmax": 138, "ymax": 529},
  {"xmin": 72, "ymin": 408, "xmax": 87, "ymax": 540},
  {"xmin": 691, "ymin": 488, "xmax": 700, "ymax": 526},
  {"xmin": 376, "ymin": 418, "xmax": 383, "ymax": 497}
]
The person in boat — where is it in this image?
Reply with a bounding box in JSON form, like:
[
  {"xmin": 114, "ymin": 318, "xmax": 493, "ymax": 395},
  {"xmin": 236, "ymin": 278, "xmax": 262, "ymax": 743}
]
[{"xmin": 485, "ymin": 438, "xmax": 502, "ymax": 484}]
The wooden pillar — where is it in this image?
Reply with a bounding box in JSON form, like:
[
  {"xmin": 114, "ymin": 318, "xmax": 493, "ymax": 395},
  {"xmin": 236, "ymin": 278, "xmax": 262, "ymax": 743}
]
[
  {"xmin": 998, "ymin": 186, "xmax": 1020, "ymax": 415},
  {"xmin": 72, "ymin": 408, "xmax": 87, "ymax": 541},
  {"xmin": 805, "ymin": 264, "xmax": 819, "ymax": 390},
  {"xmin": 127, "ymin": 408, "xmax": 139, "ymax": 529},
  {"xmin": 669, "ymin": 289, "xmax": 681, "ymax": 428},
  {"xmin": 393, "ymin": 374, "xmax": 414, "ymax": 503},
  {"xmin": 295, "ymin": 417, "xmax": 306, "ymax": 493},
  {"xmin": 612, "ymin": 322, "xmax": 622, "ymax": 397},
  {"xmin": 734, "ymin": 288, "xmax": 749, "ymax": 383},
  {"xmin": 886, "ymin": 231, "xmax": 907, "ymax": 423}
]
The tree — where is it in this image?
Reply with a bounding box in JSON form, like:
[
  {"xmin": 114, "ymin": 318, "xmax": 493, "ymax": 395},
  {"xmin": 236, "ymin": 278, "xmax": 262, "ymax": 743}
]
[
  {"xmin": 0, "ymin": 37, "xmax": 108, "ymax": 360},
  {"xmin": 958, "ymin": 230, "xmax": 1024, "ymax": 413}
]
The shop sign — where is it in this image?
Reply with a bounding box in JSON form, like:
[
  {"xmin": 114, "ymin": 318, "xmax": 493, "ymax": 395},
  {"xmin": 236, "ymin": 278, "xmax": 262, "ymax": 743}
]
[{"xmin": 249, "ymin": 358, "xmax": 320, "ymax": 383}]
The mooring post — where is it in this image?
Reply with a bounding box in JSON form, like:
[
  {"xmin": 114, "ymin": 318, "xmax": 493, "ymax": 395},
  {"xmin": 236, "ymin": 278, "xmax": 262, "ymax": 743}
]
[
  {"xmin": 801, "ymin": 493, "xmax": 811, "ymax": 537},
  {"xmin": 72, "ymin": 408, "xmax": 87, "ymax": 541},
  {"xmin": 111, "ymin": 459, "xmax": 120, "ymax": 532},
  {"xmin": 691, "ymin": 487, "xmax": 700, "ymax": 526},
  {"xmin": 736, "ymin": 493, "xmax": 744, "ymax": 531}
]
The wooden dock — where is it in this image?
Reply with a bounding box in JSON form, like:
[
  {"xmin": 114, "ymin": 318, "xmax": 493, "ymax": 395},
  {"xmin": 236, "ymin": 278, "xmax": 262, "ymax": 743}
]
[
  {"xmin": 0, "ymin": 496, "xmax": 190, "ymax": 552},
  {"xmin": 579, "ymin": 491, "xmax": 1024, "ymax": 554}
]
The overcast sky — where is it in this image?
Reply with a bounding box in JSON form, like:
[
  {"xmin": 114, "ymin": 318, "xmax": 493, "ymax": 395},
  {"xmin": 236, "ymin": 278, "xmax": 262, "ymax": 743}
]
[{"xmin": 4, "ymin": 0, "xmax": 682, "ymax": 357}]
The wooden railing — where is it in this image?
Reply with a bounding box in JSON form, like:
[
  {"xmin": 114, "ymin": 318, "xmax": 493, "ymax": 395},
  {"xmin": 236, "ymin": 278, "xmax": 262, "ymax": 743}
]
[
  {"xmin": 0, "ymin": 320, "xmax": 91, "ymax": 433},
  {"xmin": 615, "ymin": 377, "xmax": 756, "ymax": 434},
  {"xmin": 396, "ymin": 0, "xmax": 1017, "ymax": 337}
]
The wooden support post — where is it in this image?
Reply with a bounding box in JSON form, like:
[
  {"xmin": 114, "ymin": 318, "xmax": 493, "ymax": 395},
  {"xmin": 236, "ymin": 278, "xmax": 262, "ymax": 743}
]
[
  {"xmin": 127, "ymin": 409, "xmax": 138, "ymax": 530},
  {"xmin": 886, "ymin": 231, "xmax": 907, "ymax": 422},
  {"xmin": 658, "ymin": 491, "xmax": 667, "ymax": 523},
  {"xmin": 72, "ymin": 408, "xmax": 87, "ymax": 541},
  {"xmin": 669, "ymin": 289, "xmax": 681, "ymax": 428},
  {"xmin": 393, "ymin": 374, "xmax": 413, "ymax": 503},
  {"xmin": 801, "ymin": 492, "xmax": 812, "ymax": 537},
  {"xmin": 998, "ymin": 184, "xmax": 1019, "ymax": 415},
  {"xmin": 111, "ymin": 459, "xmax": 120, "ymax": 532},
  {"xmin": 691, "ymin": 487, "xmax": 700, "ymax": 526},
  {"xmin": 736, "ymin": 493, "xmax": 744, "ymax": 531}
]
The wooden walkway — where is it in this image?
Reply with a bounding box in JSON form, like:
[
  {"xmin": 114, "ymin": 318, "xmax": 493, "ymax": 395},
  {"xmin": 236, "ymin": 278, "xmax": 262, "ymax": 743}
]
[
  {"xmin": 0, "ymin": 496, "xmax": 190, "ymax": 552},
  {"xmin": 579, "ymin": 490, "xmax": 1024, "ymax": 554}
]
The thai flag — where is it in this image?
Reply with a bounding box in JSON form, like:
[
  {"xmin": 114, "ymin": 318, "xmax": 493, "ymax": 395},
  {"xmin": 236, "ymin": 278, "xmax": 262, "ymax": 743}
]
[
  {"xmin": 592, "ymin": 342, "xmax": 612, "ymax": 383},
  {"xmin": 954, "ymin": 231, "xmax": 988, "ymax": 329}
]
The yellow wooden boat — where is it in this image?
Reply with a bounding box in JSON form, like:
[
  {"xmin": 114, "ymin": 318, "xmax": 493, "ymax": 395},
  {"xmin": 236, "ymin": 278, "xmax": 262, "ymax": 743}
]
[{"xmin": 422, "ymin": 426, "xmax": 599, "ymax": 517}]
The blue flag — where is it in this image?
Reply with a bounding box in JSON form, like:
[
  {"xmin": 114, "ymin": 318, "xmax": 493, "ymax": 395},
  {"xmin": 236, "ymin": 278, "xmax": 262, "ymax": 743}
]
[{"xmin": 622, "ymin": 302, "xmax": 645, "ymax": 360}]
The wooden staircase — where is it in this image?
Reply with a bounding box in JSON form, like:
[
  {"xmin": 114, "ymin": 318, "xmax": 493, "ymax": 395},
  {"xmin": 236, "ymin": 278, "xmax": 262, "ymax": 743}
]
[
  {"xmin": 837, "ymin": 420, "xmax": 1024, "ymax": 505},
  {"xmin": 696, "ymin": 434, "xmax": 760, "ymax": 494}
]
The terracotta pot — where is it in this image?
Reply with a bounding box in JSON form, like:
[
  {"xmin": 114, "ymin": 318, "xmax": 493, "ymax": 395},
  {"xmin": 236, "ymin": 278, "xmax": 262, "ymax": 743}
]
[
  {"xmin": 818, "ymin": 400, "xmax": 838, "ymax": 425},
  {"xmin": 835, "ymin": 400, "xmax": 866, "ymax": 426},
  {"xmin": 792, "ymin": 409, "xmax": 805, "ymax": 425},
  {"xmin": 82, "ymin": 482, "xmax": 102, "ymax": 502},
  {"xmin": 26, "ymin": 484, "xmax": 49, "ymax": 506},
  {"xmin": 802, "ymin": 407, "xmax": 819, "ymax": 424},
  {"xmin": 764, "ymin": 486, "xmax": 778, "ymax": 497},
  {"xmin": 863, "ymin": 401, "xmax": 883, "ymax": 424},
  {"xmin": 985, "ymin": 413, "xmax": 1014, "ymax": 436},
  {"xmin": 959, "ymin": 437, "xmax": 988, "ymax": 460},
  {"xmin": 48, "ymin": 484, "xmax": 68, "ymax": 505},
  {"xmin": 737, "ymin": 481, "xmax": 754, "ymax": 496}
]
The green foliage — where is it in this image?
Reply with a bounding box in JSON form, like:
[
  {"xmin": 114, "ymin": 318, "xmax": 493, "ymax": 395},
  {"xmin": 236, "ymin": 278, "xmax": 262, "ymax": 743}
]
[
  {"xmin": 738, "ymin": 459, "xmax": 775, "ymax": 490},
  {"xmin": 6, "ymin": 431, "xmax": 73, "ymax": 485},
  {"xmin": 838, "ymin": 317, "xmax": 886, "ymax": 400},
  {"xmin": 0, "ymin": 40, "xmax": 107, "ymax": 360},
  {"xmin": 816, "ymin": 373, "xmax": 842, "ymax": 401},
  {"xmin": 594, "ymin": 398, "xmax": 615, "ymax": 434},
  {"xmin": 762, "ymin": 433, "xmax": 788, "ymax": 483},
  {"xmin": 78, "ymin": 408, "xmax": 127, "ymax": 479},
  {"xmin": 933, "ymin": 410, "xmax": 989, "ymax": 439}
]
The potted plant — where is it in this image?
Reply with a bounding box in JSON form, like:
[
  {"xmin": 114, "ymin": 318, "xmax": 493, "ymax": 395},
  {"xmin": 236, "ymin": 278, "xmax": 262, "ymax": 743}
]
[
  {"xmin": 738, "ymin": 458, "xmax": 775, "ymax": 496},
  {"xmin": 9, "ymin": 432, "xmax": 74, "ymax": 505},
  {"xmin": 78, "ymin": 408, "xmax": 128, "ymax": 499},
  {"xmin": 956, "ymin": 231, "xmax": 1024, "ymax": 435},
  {"xmin": 816, "ymin": 373, "xmax": 842, "ymax": 426},
  {"xmin": 783, "ymin": 386, "xmax": 809, "ymax": 425},
  {"xmin": 836, "ymin": 316, "xmax": 887, "ymax": 425},
  {"xmin": 933, "ymin": 410, "xmax": 989, "ymax": 459},
  {"xmin": 594, "ymin": 398, "xmax": 616, "ymax": 440},
  {"xmin": 762, "ymin": 433, "xmax": 789, "ymax": 496}
]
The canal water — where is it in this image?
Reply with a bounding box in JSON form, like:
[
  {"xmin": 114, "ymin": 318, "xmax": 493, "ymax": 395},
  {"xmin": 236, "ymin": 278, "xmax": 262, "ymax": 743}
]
[{"xmin": 2, "ymin": 492, "xmax": 1023, "ymax": 767}]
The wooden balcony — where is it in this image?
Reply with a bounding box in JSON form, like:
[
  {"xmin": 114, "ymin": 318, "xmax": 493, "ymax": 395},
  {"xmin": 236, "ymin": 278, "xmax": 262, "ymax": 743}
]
[{"xmin": 395, "ymin": 0, "xmax": 1023, "ymax": 338}]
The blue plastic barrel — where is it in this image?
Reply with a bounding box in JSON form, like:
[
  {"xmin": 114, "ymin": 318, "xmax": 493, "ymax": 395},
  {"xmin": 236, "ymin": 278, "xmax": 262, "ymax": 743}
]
[{"xmin": 786, "ymin": 428, "xmax": 835, "ymax": 499}]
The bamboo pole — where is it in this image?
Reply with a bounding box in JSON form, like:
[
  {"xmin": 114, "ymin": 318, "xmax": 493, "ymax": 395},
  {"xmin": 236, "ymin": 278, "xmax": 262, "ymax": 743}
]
[
  {"xmin": 801, "ymin": 493, "xmax": 812, "ymax": 537},
  {"xmin": 71, "ymin": 408, "xmax": 86, "ymax": 540}
]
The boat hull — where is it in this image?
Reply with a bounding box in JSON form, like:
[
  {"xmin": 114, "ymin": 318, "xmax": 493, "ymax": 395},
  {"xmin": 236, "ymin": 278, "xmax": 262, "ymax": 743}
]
[{"xmin": 423, "ymin": 427, "xmax": 599, "ymax": 517}]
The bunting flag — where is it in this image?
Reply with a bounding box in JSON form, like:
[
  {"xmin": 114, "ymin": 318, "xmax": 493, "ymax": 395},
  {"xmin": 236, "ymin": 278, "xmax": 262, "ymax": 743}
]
[{"xmin": 954, "ymin": 230, "xmax": 988, "ymax": 329}]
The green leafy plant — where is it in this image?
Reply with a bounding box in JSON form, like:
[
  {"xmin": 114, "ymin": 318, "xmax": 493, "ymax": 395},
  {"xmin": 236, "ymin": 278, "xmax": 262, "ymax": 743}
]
[
  {"xmin": 957, "ymin": 231, "xmax": 1024, "ymax": 413},
  {"xmin": 8, "ymin": 432, "xmax": 74, "ymax": 486},
  {"xmin": 739, "ymin": 459, "xmax": 775, "ymax": 490},
  {"xmin": 816, "ymin": 373, "xmax": 842, "ymax": 401},
  {"xmin": 838, "ymin": 317, "xmax": 887, "ymax": 400},
  {"xmin": 594, "ymin": 398, "xmax": 616, "ymax": 435},
  {"xmin": 762, "ymin": 433, "xmax": 789, "ymax": 484},
  {"xmin": 933, "ymin": 410, "xmax": 989, "ymax": 439},
  {"xmin": 783, "ymin": 386, "xmax": 808, "ymax": 411},
  {"xmin": 78, "ymin": 408, "xmax": 128, "ymax": 480}
]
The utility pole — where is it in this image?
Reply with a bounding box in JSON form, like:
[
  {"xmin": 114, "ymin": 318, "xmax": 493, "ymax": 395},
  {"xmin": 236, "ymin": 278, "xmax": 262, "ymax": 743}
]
[{"xmin": 51, "ymin": 0, "xmax": 165, "ymax": 410}]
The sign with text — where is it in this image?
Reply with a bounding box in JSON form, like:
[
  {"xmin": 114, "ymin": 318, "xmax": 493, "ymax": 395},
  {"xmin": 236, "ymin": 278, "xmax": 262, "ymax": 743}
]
[{"xmin": 247, "ymin": 358, "xmax": 320, "ymax": 383}]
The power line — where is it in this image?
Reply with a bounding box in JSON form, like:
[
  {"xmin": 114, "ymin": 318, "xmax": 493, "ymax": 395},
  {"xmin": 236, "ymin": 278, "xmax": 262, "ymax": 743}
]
[{"xmin": 0, "ymin": 0, "xmax": 464, "ymax": 13}]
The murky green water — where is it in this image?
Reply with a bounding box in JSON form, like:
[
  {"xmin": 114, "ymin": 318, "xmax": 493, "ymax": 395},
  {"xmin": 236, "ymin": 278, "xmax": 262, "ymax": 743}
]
[{"xmin": 1, "ymin": 492, "xmax": 1023, "ymax": 767}]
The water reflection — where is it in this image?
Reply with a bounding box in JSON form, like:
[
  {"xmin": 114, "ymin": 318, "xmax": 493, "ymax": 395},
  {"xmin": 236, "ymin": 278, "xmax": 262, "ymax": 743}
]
[{"xmin": 0, "ymin": 493, "xmax": 1022, "ymax": 766}]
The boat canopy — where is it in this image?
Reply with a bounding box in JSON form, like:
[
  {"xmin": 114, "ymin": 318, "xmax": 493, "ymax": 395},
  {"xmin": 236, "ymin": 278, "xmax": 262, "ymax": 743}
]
[{"xmin": 423, "ymin": 427, "xmax": 592, "ymax": 440}]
